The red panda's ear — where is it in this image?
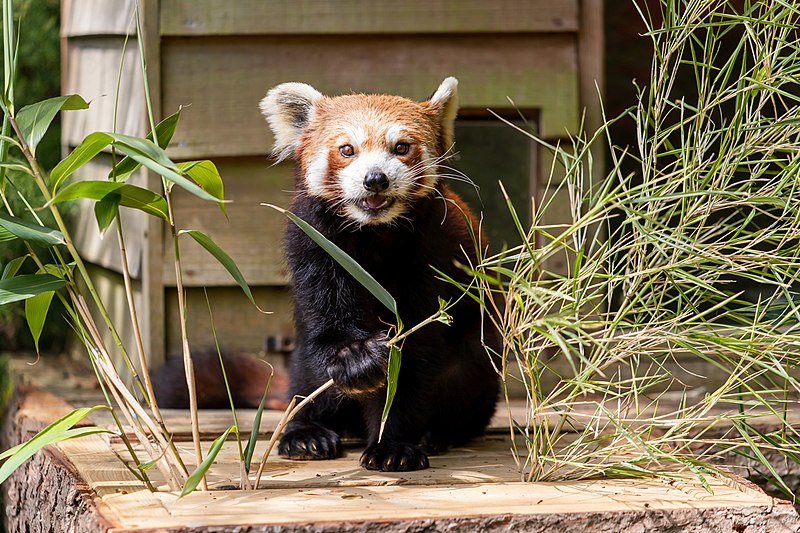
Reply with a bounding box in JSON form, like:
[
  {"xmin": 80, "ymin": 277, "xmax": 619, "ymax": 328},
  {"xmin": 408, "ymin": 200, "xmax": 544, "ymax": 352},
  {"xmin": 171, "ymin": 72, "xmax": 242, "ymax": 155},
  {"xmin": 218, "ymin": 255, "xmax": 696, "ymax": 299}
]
[
  {"xmin": 260, "ymin": 82, "xmax": 323, "ymax": 161},
  {"xmin": 427, "ymin": 77, "xmax": 459, "ymax": 154}
]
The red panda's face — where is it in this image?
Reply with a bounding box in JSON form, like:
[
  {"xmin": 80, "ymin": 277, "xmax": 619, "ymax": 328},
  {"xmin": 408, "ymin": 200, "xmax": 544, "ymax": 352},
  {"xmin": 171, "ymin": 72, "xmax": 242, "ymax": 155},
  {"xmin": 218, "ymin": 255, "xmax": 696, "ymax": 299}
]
[{"xmin": 261, "ymin": 79, "xmax": 459, "ymax": 226}]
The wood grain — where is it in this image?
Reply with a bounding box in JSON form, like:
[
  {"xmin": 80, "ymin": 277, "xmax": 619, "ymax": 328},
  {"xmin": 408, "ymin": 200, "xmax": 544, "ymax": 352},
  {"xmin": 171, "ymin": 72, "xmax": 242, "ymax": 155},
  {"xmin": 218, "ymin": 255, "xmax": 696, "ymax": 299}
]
[
  {"xmin": 159, "ymin": 0, "xmax": 580, "ymax": 36},
  {"xmin": 70, "ymin": 433, "xmax": 788, "ymax": 530},
  {"xmin": 62, "ymin": 0, "xmax": 137, "ymax": 37},
  {"xmin": 62, "ymin": 38, "xmax": 145, "ymax": 149},
  {"xmin": 161, "ymin": 34, "xmax": 579, "ymax": 158},
  {"xmin": 163, "ymin": 286, "xmax": 294, "ymax": 355}
]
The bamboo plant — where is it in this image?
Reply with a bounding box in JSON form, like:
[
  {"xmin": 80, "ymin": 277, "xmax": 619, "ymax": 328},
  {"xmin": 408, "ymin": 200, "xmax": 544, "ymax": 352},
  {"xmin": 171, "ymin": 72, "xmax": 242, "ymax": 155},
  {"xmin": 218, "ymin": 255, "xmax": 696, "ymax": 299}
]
[{"xmin": 460, "ymin": 0, "xmax": 800, "ymax": 498}]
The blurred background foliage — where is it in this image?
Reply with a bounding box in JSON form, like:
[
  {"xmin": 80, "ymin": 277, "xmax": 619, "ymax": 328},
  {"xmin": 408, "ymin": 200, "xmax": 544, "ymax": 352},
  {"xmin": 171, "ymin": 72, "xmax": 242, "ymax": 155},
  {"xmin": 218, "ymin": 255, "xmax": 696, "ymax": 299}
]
[{"xmin": 0, "ymin": 0, "xmax": 65, "ymax": 352}]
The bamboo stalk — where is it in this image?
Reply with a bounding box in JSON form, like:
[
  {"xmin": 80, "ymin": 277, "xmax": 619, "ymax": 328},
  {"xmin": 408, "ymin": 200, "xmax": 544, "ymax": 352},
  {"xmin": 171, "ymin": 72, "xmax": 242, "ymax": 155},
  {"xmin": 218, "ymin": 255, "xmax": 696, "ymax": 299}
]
[
  {"xmin": 253, "ymin": 379, "xmax": 334, "ymax": 489},
  {"xmin": 164, "ymin": 188, "xmax": 206, "ymax": 491}
]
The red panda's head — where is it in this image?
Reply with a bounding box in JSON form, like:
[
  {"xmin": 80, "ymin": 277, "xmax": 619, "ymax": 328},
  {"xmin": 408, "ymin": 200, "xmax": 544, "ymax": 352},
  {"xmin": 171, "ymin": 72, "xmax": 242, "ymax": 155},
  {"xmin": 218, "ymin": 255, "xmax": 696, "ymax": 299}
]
[{"xmin": 260, "ymin": 78, "xmax": 459, "ymax": 226}]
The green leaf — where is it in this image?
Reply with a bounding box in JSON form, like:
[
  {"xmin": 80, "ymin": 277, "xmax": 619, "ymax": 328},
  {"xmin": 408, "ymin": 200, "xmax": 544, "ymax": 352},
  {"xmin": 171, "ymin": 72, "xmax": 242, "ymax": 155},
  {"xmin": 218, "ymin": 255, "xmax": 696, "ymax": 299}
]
[
  {"xmin": 0, "ymin": 162, "xmax": 32, "ymax": 175},
  {"xmin": 267, "ymin": 205, "xmax": 398, "ymax": 317},
  {"xmin": 0, "ymin": 226, "xmax": 14, "ymax": 243},
  {"xmin": 0, "ymin": 406, "xmax": 105, "ymax": 485},
  {"xmin": 0, "ymin": 274, "xmax": 66, "ymax": 305},
  {"xmin": 378, "ymin": 345, "xmax": 402, "ymax": 442},
  {"xmin": 94, "ymin": 193, "xmax": 121, "ymax": 234},
  {"xmin": 110, "ymin": 110, "xmax": 181, "ymax": 181},
  {"xmin": 177, "ymin": 160, "xmax": 226, "ymax": 215},
  {"xmin": 25, "ymin": 290, "xmax": 54, "ymax": 354},
  {"xmin": 180, "ymin": 425, "xmax": 234, "ymax": 497},
  {"xmin": 49, "ymin": 180, "xmax": 168, "ymax": 220},
  {"xmin": 0, "ymin": 212, "xmax": 64, "ymax": 246},
  {"xmin": 0, "ymin": 426, "xmax": 110, "ymax": 463},
  {"xmin": 107, "ymin": 133, "xmax": 224, "ymax": 203},
  {"xmin": 244, "ymin": 372, "xmax": 273, "ymax": 473},
  {"xmin": 51, "ymin": 131, "xmax": 113, "ymax": 192},
  {"xmin": 1, "ymin": 255, "xmax": 26, "ymax": 279},
  {"xmin": 16, "ymin": 95, "xmax": 89, "ymax": 155},
  {"xmin": 180, "ymin": 229, "xmax": 255, "ymax": 306}
]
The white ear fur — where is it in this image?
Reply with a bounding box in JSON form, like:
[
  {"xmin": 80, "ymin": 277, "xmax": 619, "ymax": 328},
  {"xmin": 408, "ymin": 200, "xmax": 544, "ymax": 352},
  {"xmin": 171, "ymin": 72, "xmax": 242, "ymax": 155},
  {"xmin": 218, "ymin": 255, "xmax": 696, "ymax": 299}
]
[
  {"xmin": 428, "ymin": 77, "xmax": 459, "ymax": 153},
  {"xmin": 260, "ymin": 82, "xmax": 323, "ymax": 161}
]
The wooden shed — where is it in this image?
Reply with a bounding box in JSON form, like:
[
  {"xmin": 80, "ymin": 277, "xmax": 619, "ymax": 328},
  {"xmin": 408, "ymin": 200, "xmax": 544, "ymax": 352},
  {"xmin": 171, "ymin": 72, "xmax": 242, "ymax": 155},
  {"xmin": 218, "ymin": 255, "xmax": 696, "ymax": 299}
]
[{"xmin": 60, "ymin": 0, "xmax": 604, "ymax": 370}]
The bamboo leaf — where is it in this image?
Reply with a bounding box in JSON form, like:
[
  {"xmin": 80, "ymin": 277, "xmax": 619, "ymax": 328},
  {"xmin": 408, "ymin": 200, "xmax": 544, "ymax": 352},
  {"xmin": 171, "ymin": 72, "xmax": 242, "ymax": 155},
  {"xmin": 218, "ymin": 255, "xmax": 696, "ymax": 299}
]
[
  {"xmin": 1, "ymin": 255, "xmax": 26, "ymax": 279},
  {"xmin": 0, "ymin": 212, "xmax": 64, "ymax": 246},
  {"xmin": 0, "ymin": 406, "xmax": 105, "ymax": 485},
  {"xmin": 0, "ymin": 274, "xmax": 65, "ymax": 305},
  {"xmin": 25, "ymin": 290, "xmax": 54, "ymax": 354},
  {"xmin": 16, "ymin": 95, "xmax": 89, "ymax": 154},
  {"xmin": 110, "ymin": 109, "xmax": 181, "ymax": 181},
  {"xmin": 378, "ymin": 345, "xmax": 402, "ymax": 442},
  {"xmin": 266, "ymin": 204, "xmax": 398, "ymax": 317},
  {"xmin": 0, "ymin": 162, "xmax": 32, "ymax": 175},
  {"xmin": 107, "ymin": 133, "xmax": 224, "ymax": 203},
  {"xmin": 94, "ymin": 193, "xmax": 121, "ymax": 235},
  {"xmin": 180, "ymin": 425, "xmax": 234, "ymax": 497},
  {"xmin": 51, "ymin": 131, "xmax": 113, "ymax": 192},
  {"xmin": 244, "ymin": 372, "xmax": 273, "ymax": 473},
  {"xmin": 0, "ymin": 426, "xmax": 110, "ymax": 462},
  {"xmin": 179, "ymin": 229, "xmax": 256, "ymax": 306},
  {"xmin": 0, "ymin": 226, "xmax": 14, "ymax": 243},
  {"xmin": 177, "ymin": 160, "xmax": 226, "ymax": 215},
  {"xmin": 49, "ymin": 180, "xmax": 168, "ymax": 220}
]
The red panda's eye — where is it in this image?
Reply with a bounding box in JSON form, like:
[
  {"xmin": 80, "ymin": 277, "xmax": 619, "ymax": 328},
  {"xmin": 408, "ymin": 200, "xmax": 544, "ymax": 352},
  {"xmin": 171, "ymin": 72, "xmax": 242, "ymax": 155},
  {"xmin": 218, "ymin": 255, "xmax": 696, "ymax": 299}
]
[
  {"xmin": 394, "ymin": 142, "xmax": 410, "ymax": 156},
  {"xmin": 339, "ymin": 144, "xmax": 355, "ymax": 158}
]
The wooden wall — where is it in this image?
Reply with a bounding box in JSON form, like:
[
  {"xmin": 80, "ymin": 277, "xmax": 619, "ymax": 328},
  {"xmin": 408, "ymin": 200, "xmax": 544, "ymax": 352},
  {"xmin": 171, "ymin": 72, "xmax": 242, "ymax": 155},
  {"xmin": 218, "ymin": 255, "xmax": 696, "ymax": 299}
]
[{"xmin": 61, "ymin": 0, "xmax": 603, "ymax": 370}]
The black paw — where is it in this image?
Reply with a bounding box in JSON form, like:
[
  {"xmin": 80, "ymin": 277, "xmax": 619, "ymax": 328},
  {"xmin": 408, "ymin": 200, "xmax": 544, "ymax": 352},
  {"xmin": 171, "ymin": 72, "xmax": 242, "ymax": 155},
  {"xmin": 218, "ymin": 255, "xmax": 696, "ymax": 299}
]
[
  {"xmin": 420, "ymin": 432, "xmax": 450, "ymax": 456},
  {"xmin": 327, "ymin": 336, "xmax": 389, "ymax": 396},
  {"xmin": 360, "ymin": 442, "xmax": 430, "ymax": 472},
  {"xmin": 278, "ymin": 424, "xmax": 341, "ymax": 460}
]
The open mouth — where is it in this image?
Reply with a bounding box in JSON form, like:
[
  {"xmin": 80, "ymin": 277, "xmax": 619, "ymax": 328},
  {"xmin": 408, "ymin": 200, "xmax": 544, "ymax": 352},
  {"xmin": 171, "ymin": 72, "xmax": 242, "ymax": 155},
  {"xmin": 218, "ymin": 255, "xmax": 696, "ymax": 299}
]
[{"xmin": 359, "ymin": 195, "xmax": 395, "ymax": 212}]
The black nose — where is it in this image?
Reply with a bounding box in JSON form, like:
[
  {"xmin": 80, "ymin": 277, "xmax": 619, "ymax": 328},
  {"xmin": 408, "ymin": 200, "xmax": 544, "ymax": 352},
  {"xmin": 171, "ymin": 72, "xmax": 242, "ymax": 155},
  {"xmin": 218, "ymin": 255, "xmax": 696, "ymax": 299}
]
[{"xmin": 364, "ymin": 169, "xmax": 390, "ymax": 192}]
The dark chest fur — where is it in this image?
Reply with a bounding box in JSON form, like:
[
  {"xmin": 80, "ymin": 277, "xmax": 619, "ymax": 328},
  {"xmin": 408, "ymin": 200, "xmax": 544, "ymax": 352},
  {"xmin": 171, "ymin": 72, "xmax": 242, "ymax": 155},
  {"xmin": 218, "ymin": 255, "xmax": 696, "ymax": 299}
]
[{"xmin": 286, "ymin": 188, "xmax": 479, "ymax": 337}]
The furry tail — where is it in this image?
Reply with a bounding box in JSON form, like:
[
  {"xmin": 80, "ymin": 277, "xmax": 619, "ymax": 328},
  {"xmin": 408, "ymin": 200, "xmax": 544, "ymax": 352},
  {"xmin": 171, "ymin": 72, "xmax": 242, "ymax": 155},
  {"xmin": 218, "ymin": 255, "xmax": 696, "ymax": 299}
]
[{"xmin": 152, "ymin": 350, "xmax": 289, "ymax": 410}]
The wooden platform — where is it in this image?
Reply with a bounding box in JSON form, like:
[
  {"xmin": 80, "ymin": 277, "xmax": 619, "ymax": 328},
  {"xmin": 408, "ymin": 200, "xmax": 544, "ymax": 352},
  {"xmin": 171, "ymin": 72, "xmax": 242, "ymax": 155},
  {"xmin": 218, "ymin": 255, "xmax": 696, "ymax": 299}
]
[{"xmin": 3, "ymin": 357, "xmax": 800, "ymax": 532}]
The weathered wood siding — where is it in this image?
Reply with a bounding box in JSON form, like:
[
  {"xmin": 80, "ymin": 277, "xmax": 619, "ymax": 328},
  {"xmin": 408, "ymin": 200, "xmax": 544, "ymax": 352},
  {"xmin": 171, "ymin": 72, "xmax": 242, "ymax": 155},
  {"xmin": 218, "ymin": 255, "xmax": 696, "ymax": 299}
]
[{"xmin": 62, "ymin": 0, "xmax": 603, "ymax": 366}]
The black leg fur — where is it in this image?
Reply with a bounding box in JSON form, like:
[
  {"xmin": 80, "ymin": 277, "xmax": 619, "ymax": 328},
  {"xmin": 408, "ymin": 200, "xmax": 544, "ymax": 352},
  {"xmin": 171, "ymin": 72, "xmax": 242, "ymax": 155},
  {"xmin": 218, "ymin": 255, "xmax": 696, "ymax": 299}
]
[{"xmin": 282, "ymin": 189, "xmax": 500, "ymax": 472}]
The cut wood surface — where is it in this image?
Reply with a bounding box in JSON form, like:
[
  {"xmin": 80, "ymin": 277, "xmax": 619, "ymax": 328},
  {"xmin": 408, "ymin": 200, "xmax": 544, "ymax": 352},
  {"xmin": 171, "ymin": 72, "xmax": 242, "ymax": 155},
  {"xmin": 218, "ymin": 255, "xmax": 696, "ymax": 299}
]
[
  {"xmin": 4, "ymin": 358, "xmax": 800, "ymax": 532},
  {"xmin": 57, "ymin": 431, "xmax": 795, "ymax": 531}
]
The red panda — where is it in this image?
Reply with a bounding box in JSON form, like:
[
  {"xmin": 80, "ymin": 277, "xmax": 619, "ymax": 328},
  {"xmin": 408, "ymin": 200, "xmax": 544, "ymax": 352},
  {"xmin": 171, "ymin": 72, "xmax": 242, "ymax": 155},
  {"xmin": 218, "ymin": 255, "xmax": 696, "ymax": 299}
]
[{"xmin": 260, "ymin": 78, "xmax": 500, "ymax": 472}]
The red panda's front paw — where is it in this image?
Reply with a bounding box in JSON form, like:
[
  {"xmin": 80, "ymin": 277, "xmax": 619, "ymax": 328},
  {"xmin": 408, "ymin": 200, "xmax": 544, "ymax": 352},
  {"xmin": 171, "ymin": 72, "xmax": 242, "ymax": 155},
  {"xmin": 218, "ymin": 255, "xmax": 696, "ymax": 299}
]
[
  {"xmin": 278, "ymin": 423, "xmax": 342, "ymax": 460},
  {"xmin": 360, "ymin": 442, "xmax": 430, "ymax": 472},
  {"xmin": 328, "ymin": 336, "xmax": 389, "ymax": 396}
]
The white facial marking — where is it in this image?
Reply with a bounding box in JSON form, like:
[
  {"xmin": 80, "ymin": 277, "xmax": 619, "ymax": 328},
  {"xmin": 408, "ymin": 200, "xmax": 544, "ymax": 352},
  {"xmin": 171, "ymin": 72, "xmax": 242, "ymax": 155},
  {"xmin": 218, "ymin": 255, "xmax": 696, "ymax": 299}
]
[
  {"xmin": 343, "ymin": 125, "xmax": 368, "ymax": 149},
  {"xmin": 335, "ymin": 145, "xmax": 413, "ymax": 226},
  {"xmin": 385, "ymin": 124, "xmax": 404, "ymax": 147},
  {"xmin": 304, "ymin": 147, "xmax": 329, "ymax": 196}
]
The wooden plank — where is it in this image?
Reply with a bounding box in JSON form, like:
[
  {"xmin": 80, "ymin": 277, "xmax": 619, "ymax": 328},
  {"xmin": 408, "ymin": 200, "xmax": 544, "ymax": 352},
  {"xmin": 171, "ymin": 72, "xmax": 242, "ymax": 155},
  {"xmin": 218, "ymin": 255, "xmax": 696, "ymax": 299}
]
[
  {"xmin": 578, "ymin": 0, "xmax": 606, "ymax": 184},
  {"xmin": 62, "ymin": 37, "xmax": 145, "ymax": 149},
  {"xmin": 164, "ymin": 286, "xmax": 294, "ymax": 355},
  {"xmin": 69, "ymin": 435, "xmax": 792, "ymax": 531},
  {"xmin": 139, "ymin": 0, "xmax": 167, "ymax": 369},
  {"xmin": 6, "ymin": 373, "xmax": 799, "ymax": 531},
  {"xmin": 161, "ymin": 34, "xmax": 579, "ymax": 158},
  {"xmin": 162, "ymin": 158, "xmax": 294, "ymax": 287},
  {"xmin": 61, "ymin": 0, "xmax": 137, "ymax": 37},
  {"xmin": 160, "ymin": 0, "xmax": 580, "ymax": 36}
]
